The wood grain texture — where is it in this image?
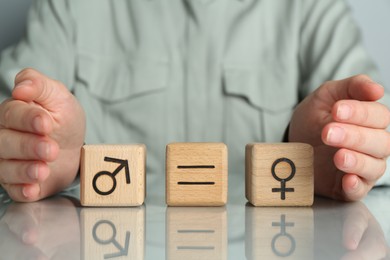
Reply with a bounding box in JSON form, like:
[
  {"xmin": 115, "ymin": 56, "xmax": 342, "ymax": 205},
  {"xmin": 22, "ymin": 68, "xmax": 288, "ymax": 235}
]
[
  {"xmin": 80, "ymin": 144, "xmax": 146, "ymax": 206},
  {"xmin": 245, "ymin": 206, "xmax": 313, "ymax": 259},
  {"xmin": 81, "ymin": 207, "xmax": 145, "ymax": 259},
  {"xmin": 246, "ymin": 143, "xmax": 313, "ymax": 206},
  {"xmin": 166, "ymin": 143, "xmax": 228, "ymax": 206}
]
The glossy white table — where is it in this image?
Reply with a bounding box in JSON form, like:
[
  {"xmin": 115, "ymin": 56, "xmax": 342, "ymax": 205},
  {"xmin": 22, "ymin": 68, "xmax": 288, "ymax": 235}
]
[{"xmin": 0, "ymin": 182, "xmax": 389, "ymax": 259}]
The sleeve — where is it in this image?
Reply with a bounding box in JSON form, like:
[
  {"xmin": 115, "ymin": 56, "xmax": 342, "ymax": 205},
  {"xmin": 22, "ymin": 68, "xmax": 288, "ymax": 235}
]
[
  {"xmin": 0, "ymin": 0, "xmax": 76, "ymax": 102},
  {"xmin": 299, "ymin": 0, "xmax": 390, "ymax": 186}
]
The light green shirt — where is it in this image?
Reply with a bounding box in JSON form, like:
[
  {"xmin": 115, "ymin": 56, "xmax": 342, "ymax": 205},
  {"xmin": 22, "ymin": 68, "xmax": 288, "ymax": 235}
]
[{"xmin": 0, "ymin": 0, "xmax": 388, "ymax": 194}]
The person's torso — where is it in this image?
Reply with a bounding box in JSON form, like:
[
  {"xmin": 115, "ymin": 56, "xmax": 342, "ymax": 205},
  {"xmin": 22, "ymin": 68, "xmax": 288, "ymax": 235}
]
[{"xmin": 71, "ymin": 0, "xmax": 301, "ymax": 186}]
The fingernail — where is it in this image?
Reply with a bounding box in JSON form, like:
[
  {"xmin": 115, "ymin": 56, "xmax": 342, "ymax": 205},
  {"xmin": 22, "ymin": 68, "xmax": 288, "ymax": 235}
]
[
  {"xmin": 350, "ymin": 230, "xmax": 361, "ymax": 249},
  {"xmin": 344, "ymin": 153, "xmax": 357, "ymax": 168},
  {"xmin": 22, "ymin": 232, "xmax": 30, "ymax": 244},
  {"xmin": 36, "ymin": 142, "xmax": 50, "ymax": 159},
  {"xmin": 22, "ymin": 231, "xmax": 34, "ymax": 244},
  {"xmin": 327, "ymin": 126, "xmax": 345, "ymax": 144},
  {"xmin": 337, "ymin": 104, "xmax": 352, "ymax": 120},
  {"xmin": 27, "ymin": 164, "xmax": 39, "ymax": 180},
  {"xmin": 344, "ymin": 230, "xmax": 359, "ymax": 250},
  {"xmin": 22, "ymin": 186, "xmax": 30, "ymax": 198},
  {"xmin": 14, "ymin": 80, "xmax": 33, "ymax": 89},
  {"xmin": 352, "ymin": 177, "xmax": 360, "ymax": 191},
  {"xmin": 32, "ymin": 116, "xmax": 43, "ymax": 133}
]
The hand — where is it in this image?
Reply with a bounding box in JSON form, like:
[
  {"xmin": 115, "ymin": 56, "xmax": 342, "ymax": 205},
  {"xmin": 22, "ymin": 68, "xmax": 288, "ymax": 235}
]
[
  {"xmin": 314, "ymin": 197, "xmax": 389, "ymax": 259},
  {"xmin": 289, "ymin": 75, "xmax": 390, "ymax": 201},
  {"xmin": 340, "ymin": 202, "xmax": 388, "ymax": 260},
  {"xmin": 0, "ymin": 68, "xmax": 86, "ymax": 202},
  {"xmin": 0, "ymin": 196, "xmax": 80, "ymax": 259}
]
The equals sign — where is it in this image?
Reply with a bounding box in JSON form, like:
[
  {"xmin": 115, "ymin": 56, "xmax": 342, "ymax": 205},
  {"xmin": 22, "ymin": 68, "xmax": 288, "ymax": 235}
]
[
  {"xmin": 177, "ymin": 165, "xmax": 216, "ymax": 185},
  {"xmin": 176, "ymin": 229, "xmax": 215, "ymax": 251}
]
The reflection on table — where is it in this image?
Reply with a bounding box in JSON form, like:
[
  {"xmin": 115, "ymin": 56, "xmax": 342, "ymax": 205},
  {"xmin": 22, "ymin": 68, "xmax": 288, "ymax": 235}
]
[
  {"xmin": 81, "ymin": 206, "xmax": 145, "ymax": 259},
  {"xmin": 0, "ymin": 189, "xmax": 389, "ymax": 260},
  {"xmin": 0, "ymin": 195, "xmax": 81, "ymax": 260},
  {"xmin": 313, "ymin": 198, "xmax": 388, "ymax": 260},
  {"xmin": 166, "ymin": 207, "xmax": 227, "ymax": 260},
  {"xmin": 245, "ymin": 206, "xmax": 313, "ymax": 259}
]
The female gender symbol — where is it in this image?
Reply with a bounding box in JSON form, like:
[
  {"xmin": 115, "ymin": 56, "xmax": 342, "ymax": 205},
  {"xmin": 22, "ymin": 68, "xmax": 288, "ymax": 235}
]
[
  {"xmin": 271, "ymin": 158, "xmax": 295, "ymax": 200},
  {"xmin": 271, "ymin": 214, "xmax": 296, "ymax": 257}
]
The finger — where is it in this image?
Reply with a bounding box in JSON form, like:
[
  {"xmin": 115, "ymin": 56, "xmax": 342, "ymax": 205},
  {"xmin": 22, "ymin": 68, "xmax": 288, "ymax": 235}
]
[
  {"xmin": 320, "ymin": 74, "xmax": 384, "ymax": 102},
  {"xmin": 342, "ymin": 174, "xmax": 370, "ymax": 201},
  {"xmin": 333, "ymin": 149, "xmax": 386, "ymax": 182},
  {"xmin": 0, "ymin": 99, "xmax": 53, "ymax": 135},
  {"xmin": 342, "ymin": 203, "xmax": 369, "ymax": 250},
  {"xmin": 333, "ymin": 100, "xmax": 390, "ymax": 129},
  {"xmin": 341, "ymin": 223, "xmax": 387, "ymax": 260},
  {"xmin": 322, "ymin": 122, "xmax": 390, "ymax": 159},
  {"xmin": 1, "ymin": 183, "xmax": 41, "ymax": 202},
  {"xmin": 0, "ymin": 160, "xmax": 50, "ymax": 184},
  {"xmin": 12, "ymin": 68, "xmax": 72, "ymax": 112},
  {"xmin": 0, "ymin": 129, "xmax": 59, "ymax": 161},
  {"xmin": 342, "ymin": 247, "xmax": 386, "ymax": 260},
  {"xmin": 3, "ymin": 203, "xmax": 40, "ymax": 245},
  {"xmin": 0, "ymin": 225, "xmax": 47, "ymax": 259}
]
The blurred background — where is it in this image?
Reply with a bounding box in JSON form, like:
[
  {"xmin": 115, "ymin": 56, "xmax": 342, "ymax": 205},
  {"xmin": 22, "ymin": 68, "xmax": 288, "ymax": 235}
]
[{"xmin": 0, "ymin": 0, "xmax": 389, "ymax": 87}]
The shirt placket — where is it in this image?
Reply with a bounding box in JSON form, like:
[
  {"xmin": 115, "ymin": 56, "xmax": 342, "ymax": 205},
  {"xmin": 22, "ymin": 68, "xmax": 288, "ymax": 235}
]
[{"xmin": 184, "ymin": 0, "xmax": 228, "ymax": 141}]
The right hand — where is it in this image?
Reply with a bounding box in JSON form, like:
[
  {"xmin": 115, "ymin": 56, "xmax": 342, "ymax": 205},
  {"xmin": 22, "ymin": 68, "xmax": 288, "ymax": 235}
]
[
  {"xmin": 0, "ymin": 196, "xmax": 80, "ymax": 259},
  {"xmin": 0, "ymin": 68, "xmax": 86, "ymax": 202}
]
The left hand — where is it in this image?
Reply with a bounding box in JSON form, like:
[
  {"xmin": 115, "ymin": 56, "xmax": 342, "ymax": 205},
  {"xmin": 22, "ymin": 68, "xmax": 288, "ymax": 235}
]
[
  {"xmin": 341, "ymin": 201, "xmax": 388, "ymax": 259},
  {"xmin": 289, "ymin": 75, "xmax": 390, "ymax": 201}
]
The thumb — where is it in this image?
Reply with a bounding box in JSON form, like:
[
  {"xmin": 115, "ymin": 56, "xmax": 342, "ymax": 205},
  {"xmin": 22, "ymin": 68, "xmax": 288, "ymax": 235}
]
[
  {"xmin": 12, "ymin": 68, "xmax": 73, "ymax": 112},
  {"xmin": 324, "ymin": 74, "xmax": 384, "ymax": 102}
]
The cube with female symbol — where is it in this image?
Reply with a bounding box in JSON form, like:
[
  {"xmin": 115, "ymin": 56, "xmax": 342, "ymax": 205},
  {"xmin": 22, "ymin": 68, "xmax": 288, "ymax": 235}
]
[{"xmin": 245, "ymin": 143, "xmax": 313, "ymax": 206}]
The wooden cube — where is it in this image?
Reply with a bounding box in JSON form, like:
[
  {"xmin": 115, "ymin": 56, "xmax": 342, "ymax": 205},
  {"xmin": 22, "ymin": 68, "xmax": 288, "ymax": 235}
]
[
  {"xmin": 245, "ymin": 206, "xmax": 313, "ymax": 259},
  {"xmin": 166, "ymin": 143, "xmax": 228, "ymax": 206},
  {"xmin": 80, "ymin": 144, "xmax": 146, "ymax": 206},
  {"xmin": 81, "ymin": 206, "xmax": 145, "ymax": 259},
  {"xmin": 166, "ymin": 207, "xmax": 227, "ymax": 260},
  {"xmin": 246, "ymin": 143, "xmax": 313, "ymax": 206}
]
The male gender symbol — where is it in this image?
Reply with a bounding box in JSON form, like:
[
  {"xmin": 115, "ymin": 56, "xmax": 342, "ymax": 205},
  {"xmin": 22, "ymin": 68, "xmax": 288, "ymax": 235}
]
[
  {"xmin": 92, "ymin": 220, "xmax": 130, "ymax": 259},
  {"xmin": 92, "ymin": 157, "xmax": 130, "ymax": 196}
]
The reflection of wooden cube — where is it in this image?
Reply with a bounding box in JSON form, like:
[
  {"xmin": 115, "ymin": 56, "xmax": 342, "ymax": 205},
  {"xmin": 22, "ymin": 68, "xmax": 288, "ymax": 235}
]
[
  {"xmin": 246, "ymin": 143, "xmax": 313, "ymax": 206},
  {"xmin": 245, "ymin": 206, "xmax": 313, "ymax": 259},
  {"xmin": 81, "ymin": 206, "xmax": 145, "ymax": 260},
  {"xmin": 166, "ymin": 143, "xmax": 228, "ymax": 206},
  {"xmin": 166, "ymin": 207, "xmax": 227, "ymax": 260},
  {"xmin": 80, "ymin": 144, "xmax": 146, "ymax": 206}
]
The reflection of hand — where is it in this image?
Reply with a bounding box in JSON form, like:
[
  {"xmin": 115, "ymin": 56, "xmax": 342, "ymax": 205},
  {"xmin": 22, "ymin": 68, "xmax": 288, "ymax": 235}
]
[
  {"xmin": 289, "ymin": 75, "xmax": 390, "ymax": 201},
  {"xmin": 314, "ymin": 198, "xmax": 389, "ymax": 259},
  {"xmin": 341, "ymin": 202, "xmax": 388, "ymax": 260},
  {"xmin": 0, "ymin": 68, "xmax": 86, "ymax": 202},
  {"xmin": 0, "ymin": 196, "xmax": 80, "ymax": 259}
]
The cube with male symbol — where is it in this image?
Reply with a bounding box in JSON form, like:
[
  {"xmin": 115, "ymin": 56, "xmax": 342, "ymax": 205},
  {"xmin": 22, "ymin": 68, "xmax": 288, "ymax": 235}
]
[{"xmin": 80, "ymin": 144, "xmax": 146, "ymax": 206}]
